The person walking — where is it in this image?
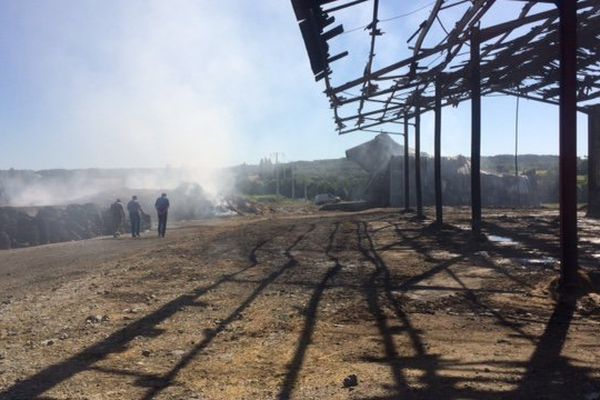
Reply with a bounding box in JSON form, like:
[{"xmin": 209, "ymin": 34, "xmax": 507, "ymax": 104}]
[
  {"xmin": 127, "ymin": 195, "xmax": 143, "ymax": 238},
  {"xmin": 155, "ymin": 192, "xmax": 170, "ymax": 237},
  {"xmin": 109, "ymin": 199, "xmax": 125, "ymax": 237}
]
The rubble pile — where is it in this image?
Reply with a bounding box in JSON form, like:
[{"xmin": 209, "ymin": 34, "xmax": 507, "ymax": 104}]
[{"xmin": 223, "ymin": 196, "xmax": 268, "ymax": 215}]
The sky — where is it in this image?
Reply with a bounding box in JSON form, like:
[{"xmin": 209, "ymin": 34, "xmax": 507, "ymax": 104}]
[{"xmin": 0, "ymin": 0, "xmax": 591, "ymax": 170}]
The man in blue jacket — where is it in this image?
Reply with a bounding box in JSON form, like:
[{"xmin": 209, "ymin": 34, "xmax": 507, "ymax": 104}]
[
  {"xmin": 155, "ymin": 193, "xmax": 170, "ymax": 238},
  {"xmin": 127, "ymin": 195, "xmax": 143, "ymax": 238}
]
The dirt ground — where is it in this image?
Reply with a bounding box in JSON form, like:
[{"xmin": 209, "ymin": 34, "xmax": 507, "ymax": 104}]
[{"xmin": 0, "ymin": 207, "xmax": 599, "ymax": 400}]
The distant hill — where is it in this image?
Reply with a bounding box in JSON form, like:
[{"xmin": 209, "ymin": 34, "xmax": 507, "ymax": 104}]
[
  {"xmin": 228, "ymin": 158, "xmax": 367, "ymax": 178},
  {"xmin": 0, "ymin": 154, "xmax": 588, "ymax": 206},
  {"xmin": 228, "ymin": 158, "xmax": 370, "ymax": 201},
  {"xmin": 481, "ymin": 154, "xmax": 588, "ymax": 175}
]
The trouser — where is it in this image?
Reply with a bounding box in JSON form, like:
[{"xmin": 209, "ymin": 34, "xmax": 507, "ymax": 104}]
[
  {"xmin": 158, "ymin": 213, "xmax": 168, "ymax": 237},
  {"xmin": 113, "ymin": 217, "xmax": 122, "ymax": 234},
  {"xmin": 129, "ymin": 213, "xmax": 141, "ymax": 237}
]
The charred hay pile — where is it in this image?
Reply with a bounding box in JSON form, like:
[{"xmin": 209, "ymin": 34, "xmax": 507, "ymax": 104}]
[
  {"xmin": 0, "ymin": 204, "xmax": 151, "ymax": 249},
  {"xmin": 0, "ymin": 180, "xmax": 224, "ymax": 249},
  {"xmin": 0, "ymin": 195, "xmax": 288, "ymax": 250},
  {"xmin": 0, "ymin": 193, "xmax": 273, "ymax": 250}
]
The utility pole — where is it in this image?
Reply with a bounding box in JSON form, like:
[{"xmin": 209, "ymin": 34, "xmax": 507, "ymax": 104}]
[
  {"xmin": 291, "ymin": 165, "xmax": 295, "ymax": 199},
  {"xmin": 275, "ymin": 153, "xmax": 279, "ymax": 196},
  {"xmin": 304, "ymin": 181, "xmax": 308, "ymax": 201},
  {"xmin": 270, "ymin": 152, "xmax": 283, "ymax": 197}
]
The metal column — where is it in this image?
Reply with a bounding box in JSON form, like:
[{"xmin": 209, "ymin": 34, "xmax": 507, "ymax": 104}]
[
  {"xmin": 415, "ymin": 104, "xmax": 423, "ymax": 219},
  {"xmin": 588, "ymin": 106, "xmax": 600, "ymax": 218},
  {"xmin": 404, "ymin": 116, "xmax": 410, "ymax": 212},
  {"xmin": 558, "ymin": 0, "xmax": 578, "ymax": 290},
  {"xmin": 434, "ymin": 77, "xmax": 443, "ymax": 225},
  {"xmin": 470, "ymin": 26, "xmax": 482, "ymax": 236}
]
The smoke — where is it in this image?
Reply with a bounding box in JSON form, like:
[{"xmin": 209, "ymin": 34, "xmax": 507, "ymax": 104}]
[
  {"xmin": 0, "ymin": 0, "xmax": 302, "ymax": 204},
  {"xmin": 0, "ymin": 167, "xmax": 234, "ymax": 208},
  {"xmin": 2, "ymin": 0, "xmax": 383, "ymax": 208},
  {"xmin": 2, "ymin": 0, "xmax": 309, "ymax": 170},
  {"xmin": 51, "ymin": 1, "xmax": 249, "ymax": 171}
]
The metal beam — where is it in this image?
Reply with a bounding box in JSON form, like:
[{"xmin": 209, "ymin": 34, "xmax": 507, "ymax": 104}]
[
  {"xmin": 413, "ymin": 0, "xmax": 444, "ymax": 59},
  {"xmin": 323, "ymin": 0, "xmax": 369, "ymax": 13},
  {"xmin": 328, "ymin": 4, "xmax": 585, "ymax": 95},
  {"xmin": 356, "ymin": 0, "xmax": 380, "ymax": 116}
]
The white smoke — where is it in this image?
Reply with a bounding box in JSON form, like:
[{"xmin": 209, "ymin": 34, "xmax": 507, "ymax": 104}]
[
  {"xmin": 0, "ymin": 0, "xmax": 295, "ymax": 205},
  {"xmin": 0, "ymin": 166, "xmax": 235, "ymax": 207}
]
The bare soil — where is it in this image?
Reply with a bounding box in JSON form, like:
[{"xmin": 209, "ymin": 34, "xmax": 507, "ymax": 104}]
[{"xmin": 0, "ymin": 207, "xmax": 599, "ymax": 400}]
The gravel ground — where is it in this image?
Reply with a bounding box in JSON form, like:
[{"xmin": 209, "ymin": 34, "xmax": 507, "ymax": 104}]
[{"xmin": 0, "ymin": 208, "xmax": 599, "ymax": 400}]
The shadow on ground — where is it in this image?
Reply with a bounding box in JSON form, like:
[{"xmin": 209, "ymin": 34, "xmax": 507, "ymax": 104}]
[{"xmin": 1, "ymin": 210, "xmax": 599, "ymax": 400}]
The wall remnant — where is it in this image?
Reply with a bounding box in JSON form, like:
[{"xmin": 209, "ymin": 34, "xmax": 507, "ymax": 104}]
[{"xmin": 347, "ymin": 134, "xmax": 539, "ymax": 208}]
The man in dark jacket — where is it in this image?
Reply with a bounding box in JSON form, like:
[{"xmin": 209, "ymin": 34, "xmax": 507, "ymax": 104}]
[
  {"xmin": 110, "ymin": 199, "xmax": 125, "ymax": 237},
  {"xmin": 127, "ymin": 195, "xmax": 143, "ymax": 238},
  {"xmin": 155, "ymin": 193, "xmax": 170, "ymax": 237}
]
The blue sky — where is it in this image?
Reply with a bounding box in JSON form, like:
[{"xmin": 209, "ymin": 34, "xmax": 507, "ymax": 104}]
[{"xmin": 0, "ymin": 0, "xmax": 590, "ymax": 170}]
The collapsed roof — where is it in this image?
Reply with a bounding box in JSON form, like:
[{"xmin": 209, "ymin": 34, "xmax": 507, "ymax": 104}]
[{"xmin": 291, "ymin": 0, "xmax": 600, "ymax": 134}]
